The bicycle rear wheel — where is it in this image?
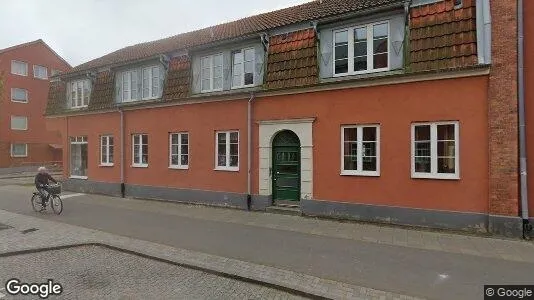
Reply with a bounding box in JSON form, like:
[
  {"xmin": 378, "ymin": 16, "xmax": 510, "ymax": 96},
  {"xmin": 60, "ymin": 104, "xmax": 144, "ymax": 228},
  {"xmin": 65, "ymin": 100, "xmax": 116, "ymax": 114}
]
[
  {"xmin": 51, "ymin": 195, "xmax": 63, "ymax": 215},
  {"xmin": 31, "ymin": 194, "xmax": 44, "ymax": 212}
]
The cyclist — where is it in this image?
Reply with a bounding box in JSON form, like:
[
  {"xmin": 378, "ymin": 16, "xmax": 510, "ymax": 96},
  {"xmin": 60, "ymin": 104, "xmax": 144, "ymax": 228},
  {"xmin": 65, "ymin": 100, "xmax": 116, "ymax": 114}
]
[{"xmin": 34, "ymin": 166, "xmax": 58, "ymax": 208}]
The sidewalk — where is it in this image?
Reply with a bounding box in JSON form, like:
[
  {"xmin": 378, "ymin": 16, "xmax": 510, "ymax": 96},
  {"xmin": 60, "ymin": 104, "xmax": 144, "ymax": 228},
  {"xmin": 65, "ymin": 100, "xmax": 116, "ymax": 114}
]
[{"xmin": 0, "ymin": 209, "xmax": 421, "ymax": 300}]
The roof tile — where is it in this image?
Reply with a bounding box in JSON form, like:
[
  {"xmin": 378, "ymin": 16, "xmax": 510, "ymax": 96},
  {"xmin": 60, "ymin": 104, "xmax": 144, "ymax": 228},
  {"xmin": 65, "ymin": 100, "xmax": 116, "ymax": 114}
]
[{"xmin": 69, "ymin": 0, "xmax": 403, "ymax": 73}]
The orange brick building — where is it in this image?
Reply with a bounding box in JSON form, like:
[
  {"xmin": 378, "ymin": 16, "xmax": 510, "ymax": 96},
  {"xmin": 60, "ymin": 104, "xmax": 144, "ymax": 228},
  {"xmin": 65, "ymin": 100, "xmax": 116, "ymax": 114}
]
[
  {"xmin": 47, "ymin": 0, "xmax": 532, "ymax": 237},
  {"xmin": 0, "ymin": 40, "xmax": 71, "ymax": 167}
]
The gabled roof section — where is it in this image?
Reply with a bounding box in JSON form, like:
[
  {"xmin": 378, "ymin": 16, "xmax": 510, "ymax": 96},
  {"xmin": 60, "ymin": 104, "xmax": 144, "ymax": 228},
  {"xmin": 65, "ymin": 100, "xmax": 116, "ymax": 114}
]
[
  {"xmin": 0, "ymin": 39, "xmax": 72, "ymax": 68},
  {"xmin": 71, "ymin": 0, "xmax": 404, "ymax": 73}
]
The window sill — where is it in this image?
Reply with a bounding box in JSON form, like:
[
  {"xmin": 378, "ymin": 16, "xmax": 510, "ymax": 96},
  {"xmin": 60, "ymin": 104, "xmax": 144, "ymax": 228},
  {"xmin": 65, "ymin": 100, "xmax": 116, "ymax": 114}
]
[
  {"xmin": 69, "ymin": 176, "xmax": 88, "ymax": 180},
  {"xmin": 411, "ymin": 173, "xmax": 460, "ymax": 180},
  {"xmin": 132, "ymin": 164, "xmax": 149, "ymax": 168},
  {"xmin": 340, "ymin": 171, "xmax": 380, "ymax": 177},
  {"xmin": 200, "ymin": 89, "xmax": 224, "ymax": 94},
  {"xmin": 11, "ymin": 129, "xmax": 28, "ymax": 131},
  {"xmin": 333, "ymin": 67, "xmax": 390, "ymax": 78},
  {"xmin": 214, "ymin": 167, "xmax": 239, "ymax": 172},
  {"xmin": 99, "ymin": 163, "xmax": 114, "ymax": 167},
  {"xmin": 11, "ymin": 100, "xmax": 28, "ymax": 104},
  {"xmin": 169, "ymin": 165, "xmax": 189, "ymax": 170},
  {"xmin": 34, "ymin": 77, "xmax": 48, "ymax": 80},
  {"xmin": 322, "ymin": 69, "xmax": 404, "ymax": 84},
  {"xmin": 11, "ymin": 73, "xmax": 27, "ymax": 77},
  {"xmin": 231, "ymin": 84, "xmax": 256, "ymax": 90},
  {"xmin": 11, "ymin": 155, "xmax": 28, "ymax": 158},
  {"xmin": 71, "ymin": 106, "xmax": 88, "ymax": 110}
]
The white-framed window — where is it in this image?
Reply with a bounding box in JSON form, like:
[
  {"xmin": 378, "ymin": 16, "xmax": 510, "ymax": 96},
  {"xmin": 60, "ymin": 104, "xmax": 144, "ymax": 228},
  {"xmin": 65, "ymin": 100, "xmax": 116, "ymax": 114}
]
[
  {"xmin": 333, "ymin": 21, "xmax": 389, "ymax": 76},
  {"xmin": 117, "ymin": 65, "xmax": 161, "ymax": 102},
  {"xmin": 11, "ymin": 144, "xmax": 27, "ymax": 157},
  {"xmin": 232, "ymin": 48, "xmax": 255, "ymax": 88},
  {"xmin": 11, "ymin": 88, "xmax": 28, "ymax": 103},
  {"xmin": 10, "ymin": 116, "xmax": 28, "ymax": 130},
  {"xmin": 142, "ymin": 66, "xmax": 161, "ymax": 99},
  {"xmin": 169, "ymin": 132, "xmax": 189, "ymax": 169},
  {"xmin": 121, "ymin": 70, "xmax": 138, "ymax": 102},
  {"xmin": 70, "ymin": 136, "xmax": 88, "ymax": 178},
  {"xmin": 201, "ymin": 53, "xmax": 223, "ymax": 92},
  {"xmin": 11, "ymin": 60, "xmax": 28, "ymax": 76},
  {"xmin": 341, "ymin": 125, "xmax": 380, "ymax": 176},
  {"xmin": 215, "ymin": 131, "xmax": 239, "ymax": 171},
  {"xmin": 33, "ymin": 65, "xmax": 48, "ymax": 79},
  {"xmin": 70, "ymin": 79, "xmax": 90, "ymax": 108},
  {"xmin": 100, "ymin": 135, "xmax": 114, "ymax": 166},
  {"xmin": 411, "ymin": 121, "xmax": 459, "ymax": 179},
  {"xmin": 51, "ymin": 69, "xmax": 61, "ymax": 76},
  {"xmin": 132, "ymin": 134, "xmax": 148, "ymax": 167}
]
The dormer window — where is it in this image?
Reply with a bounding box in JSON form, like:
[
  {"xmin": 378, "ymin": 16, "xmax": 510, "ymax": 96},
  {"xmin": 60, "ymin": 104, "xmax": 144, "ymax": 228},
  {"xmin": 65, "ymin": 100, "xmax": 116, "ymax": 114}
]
[
  {"xmin": 232, "ymin": 48, "xmax": 255, "ymax": 88},
  {"xmin": 69, "ymin": 79, "xmax": 90, "ymax": 108},
  {"xmin": 117, "ymin": 65, "xmax": 163, "ymax": 103},
  {"xmin": 333, "ymin": 21, "xmax": 389, "ymax": 76}
]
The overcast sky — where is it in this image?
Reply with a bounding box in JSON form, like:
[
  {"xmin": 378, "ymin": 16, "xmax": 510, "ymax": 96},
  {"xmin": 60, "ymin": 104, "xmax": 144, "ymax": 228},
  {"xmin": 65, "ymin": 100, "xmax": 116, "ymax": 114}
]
[{"xmin": 0, "ymin": 0, "xmax": 310, "ymax": 67}]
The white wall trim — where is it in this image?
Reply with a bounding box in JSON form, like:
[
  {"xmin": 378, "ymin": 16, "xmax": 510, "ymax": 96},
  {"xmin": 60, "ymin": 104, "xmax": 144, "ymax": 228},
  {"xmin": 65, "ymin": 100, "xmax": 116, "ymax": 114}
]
[{"xmin": 258, "ymin": 119, "xmax": 314, "ymax": 200}]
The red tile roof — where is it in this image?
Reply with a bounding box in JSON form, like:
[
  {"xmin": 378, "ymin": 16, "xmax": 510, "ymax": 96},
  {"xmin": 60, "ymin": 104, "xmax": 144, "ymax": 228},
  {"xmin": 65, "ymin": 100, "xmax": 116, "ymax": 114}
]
[
  {"xmin": 162, "ymin": 56, "xmax": 191, "ymax": 101},
  {"xmin": 266, "ymin": 28, "xmax": 318, "ymax": 89},
  {"xmin": 71, "ymin": 0, "xmax": 404, "ymax": 73},
  {"xmin": 409, "ymin": 0, "xmax": 478, "ymax": 71}
]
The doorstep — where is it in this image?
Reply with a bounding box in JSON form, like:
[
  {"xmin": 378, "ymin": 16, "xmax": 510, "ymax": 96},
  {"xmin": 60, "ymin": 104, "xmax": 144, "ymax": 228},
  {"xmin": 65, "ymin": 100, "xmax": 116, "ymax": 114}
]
[{"xmin": 266, "ymin": 201, "xmax": 301, "ymax": 216}]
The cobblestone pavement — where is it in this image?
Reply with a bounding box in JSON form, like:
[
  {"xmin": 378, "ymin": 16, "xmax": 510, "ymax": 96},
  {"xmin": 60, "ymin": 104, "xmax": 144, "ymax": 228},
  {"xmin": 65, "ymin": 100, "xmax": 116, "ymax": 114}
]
[{"xmin": 0, "ymin": 246, "xmax": 305, "ymax": 300}]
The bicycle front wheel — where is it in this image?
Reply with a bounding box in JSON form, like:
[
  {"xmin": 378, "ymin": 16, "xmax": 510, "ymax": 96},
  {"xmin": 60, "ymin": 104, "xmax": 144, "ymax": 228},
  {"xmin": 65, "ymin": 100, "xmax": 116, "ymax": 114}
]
[
  {"xmin": 31, "ymin": 194, "xmax": 44, "ymax": 212},
  {"xmin": 51, "ymin": 195, "xmax": 63, "ymax": 215}
]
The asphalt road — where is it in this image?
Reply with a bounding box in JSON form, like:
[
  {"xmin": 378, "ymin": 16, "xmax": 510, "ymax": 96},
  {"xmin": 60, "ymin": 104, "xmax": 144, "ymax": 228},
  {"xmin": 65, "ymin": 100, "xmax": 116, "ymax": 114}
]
[{"xmin": 0, "ymin": 184, "xmax": 532, "ymax": 300}]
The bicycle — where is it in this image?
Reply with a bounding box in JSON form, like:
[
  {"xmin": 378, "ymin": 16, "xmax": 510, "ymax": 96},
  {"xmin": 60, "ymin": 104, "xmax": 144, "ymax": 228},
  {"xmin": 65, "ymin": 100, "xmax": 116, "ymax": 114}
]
[{"xmin": 31, "ymin": 183, "xmax": 63, "ymax": 215}]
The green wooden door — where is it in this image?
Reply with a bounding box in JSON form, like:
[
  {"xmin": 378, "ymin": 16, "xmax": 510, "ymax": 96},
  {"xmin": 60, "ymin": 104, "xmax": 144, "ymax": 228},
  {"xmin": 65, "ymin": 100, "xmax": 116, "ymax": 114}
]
[{"xmin": 272, "ymin": 131, "xmax": 301, "ymax": 202}]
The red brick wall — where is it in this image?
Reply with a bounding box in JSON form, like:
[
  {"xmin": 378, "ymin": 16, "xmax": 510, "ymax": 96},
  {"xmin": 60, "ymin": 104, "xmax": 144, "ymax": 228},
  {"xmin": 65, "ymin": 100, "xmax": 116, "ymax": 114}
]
[
  {"xmin": 524, "ymin": 0, "xmax": 534, "ymax": 216},
  {"xmin": 488, "ymin": 0, "xmax": 519, "ymax": 216},
  {"xmin": 0, "ymin": 41, "xmax": 70, "ymax": 167}
]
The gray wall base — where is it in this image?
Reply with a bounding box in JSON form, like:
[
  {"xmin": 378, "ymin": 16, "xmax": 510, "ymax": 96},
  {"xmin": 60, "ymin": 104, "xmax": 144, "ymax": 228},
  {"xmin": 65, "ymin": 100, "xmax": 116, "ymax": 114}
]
[
  {"xmin": 301, "ymin": 199, "xmax": 489, "ymax": 233},
  {"xmin": 488, "ymin": 215, "xmax": 523, "ymax": 238},
  {"xmin": 251, "ymin": 195, "xmax": 272, "ymax": 211},
  {"xmin": 63, "ymin": 179, "xmax": 122, "ymax": 197}
]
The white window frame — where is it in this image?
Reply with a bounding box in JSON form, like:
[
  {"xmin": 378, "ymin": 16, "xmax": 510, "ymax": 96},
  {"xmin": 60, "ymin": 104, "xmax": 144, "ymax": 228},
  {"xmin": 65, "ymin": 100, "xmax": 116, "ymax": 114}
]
[
  {"xmin": 411, "ymin": 121, "xmax": 460, "ymax": 180},
  {"xmin": 120, "ymin": 70, "xmax": 138, "ymax": 102},
  {"xmin": 10, "ymin": 144, "xmax": 28, "ymax": 158},
  {"xmin": 10, "ymin": 116, "xmax": 28, "ymax": 131},
  {"xmin": 132, "ymin": 134, "xmax": 149, "ymax": 168},
  {"xmin": 11, "ymin": 88, "xmax": 28, "ymax": 103},
  {"xmin": 169, "ymin": 132, "xmax": 189, "ymax": 169},
  {"xmin": 100, "ymin": 135, "xmax": 114, "ymax": 166},
  {"xmin": 333, "ymin": 21, "xmax": 390, "ymax": 77},
  {"xmin": 231, "ymin": 48, "xmax": 255, "ymax": 89},
  {"xmin": 11, "ymin": 60, "xmax": 28, "ymax": 76},
  {"xmin": 215, "ymin": 131, "xmax": 239, "ymax": 171},
  {"xmin": 51, "ymin": 69, "xmax": 61, "ymax": 76},
  {"xmin": 200, "ymin": 53, "xmax": 224, "ymax": 93},
  {"xmin": 33, "ymin": 65, "xmax": 48, "ymax": 79},
  {"xmin": 70, "ymin": 79, "xmax": 90, "ymax": 108},
  {"xmin": 141, "ymin": 66, "xmax": 160, "ymax": 100},
  {"xmin": 69, "ymin": 136, "xmax": 88, "ymax": 179},
  {"xmin": 340, "ymin": 125, "xmax": 380, "ymax": 176}
]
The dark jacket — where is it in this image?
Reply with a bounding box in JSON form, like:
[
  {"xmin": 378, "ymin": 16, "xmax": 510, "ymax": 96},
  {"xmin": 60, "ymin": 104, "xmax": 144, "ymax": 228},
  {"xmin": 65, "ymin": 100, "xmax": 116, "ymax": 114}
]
[{"xmin": 35, "ymin": 173, "xmax": 57, "ymax": 188}]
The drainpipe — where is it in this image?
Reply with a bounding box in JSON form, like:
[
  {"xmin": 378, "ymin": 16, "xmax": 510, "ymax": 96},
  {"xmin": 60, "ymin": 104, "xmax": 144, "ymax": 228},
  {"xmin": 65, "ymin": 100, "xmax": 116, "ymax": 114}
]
[
  {"xmin": 247, "ymin": 92, "xmax": 255, "ymax": 211},
  {"xmin": 120, "ymin": 108, "xmax": 125, "ymax": 198},
  {"xmin": 518, "ymin": 0, "xmax": 531, "ymax": 238}
]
